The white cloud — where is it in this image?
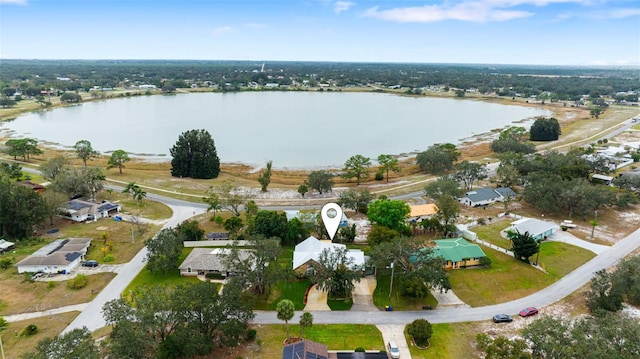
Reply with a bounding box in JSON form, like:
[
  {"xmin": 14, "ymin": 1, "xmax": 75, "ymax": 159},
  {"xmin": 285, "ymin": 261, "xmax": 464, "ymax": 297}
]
[
  {"xmin": 362, "ymin": 0, "xmax": 599, "ymax": 23},
  {"xmin": 603, "ymin": 8, "xmax": 640, "ymax": 19},
  {"xmin": 334, "ymin": 1, "xmax": 354, "ymax": 14},
  {"xmin": 245, "ymin": 23, "xmax": 269, "ymax": 29},
  {"xmin": 212, "ymin": 26, "xmax": 233, "ymax": 36},
  {"xmin": 0, "ymin": 0, "xmax": 28, "ymax": 4}
]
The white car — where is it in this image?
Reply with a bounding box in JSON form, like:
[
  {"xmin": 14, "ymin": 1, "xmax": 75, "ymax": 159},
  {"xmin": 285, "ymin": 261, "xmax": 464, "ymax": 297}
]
[{"xmin": 387, "ymin": 341, "xmax": 400, "ymax": 358}]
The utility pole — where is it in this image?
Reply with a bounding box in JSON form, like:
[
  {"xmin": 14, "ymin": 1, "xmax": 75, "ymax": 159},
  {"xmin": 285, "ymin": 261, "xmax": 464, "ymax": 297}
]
[{"xmin": 388, "ymin": 262, "xmax": 395, "ymax": 299}]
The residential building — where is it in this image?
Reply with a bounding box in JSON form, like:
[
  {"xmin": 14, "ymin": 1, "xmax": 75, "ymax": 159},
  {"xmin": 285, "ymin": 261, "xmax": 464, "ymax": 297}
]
[
  {"xmin": 458, "ymin": 187, "xmax": 516, "ymax": 207},
  {"xmin": 15, "ymin": 238, "xmax": 92, "ymax": 274}
]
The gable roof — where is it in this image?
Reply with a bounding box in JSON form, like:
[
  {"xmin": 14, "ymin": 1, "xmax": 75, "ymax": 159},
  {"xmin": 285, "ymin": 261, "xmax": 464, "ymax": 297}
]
[
  {"xmin": 293, "ymin": 236, "xmax": 365, "ymax": 270},
  {"xmin": 494, "ymin": 187, "xmax": 516, "ymax": 198},
  {"xmin": 432, "ymin": 238, "xmax": 486, "ymax": 262},
  {"xmin": 178, "ymin": 248, "xmax": 252, "ymax": 272},
  {"xmin": 16, "ymin": 238, "xmax": 92, "ymax": 267},
  {"xmin": 507, "ymin": 218, "xmax": 559, "ymax": 238}
]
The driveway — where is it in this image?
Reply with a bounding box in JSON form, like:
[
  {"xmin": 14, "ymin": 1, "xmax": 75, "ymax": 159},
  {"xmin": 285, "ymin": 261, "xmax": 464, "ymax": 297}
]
[
  {"xmin": 304, "ymin": 284, "xmax": 330, "ymax": 311},
  {"xmin": 548, "ymin": 231, "xmax": 610, "ymax": 254},
  {"xmin": 377, "ymin": 324, "xmax": 412, "ymax": 359},
  {"xmin": 351, "ymin": 275, "xmax": 378, "ymax": 311}
]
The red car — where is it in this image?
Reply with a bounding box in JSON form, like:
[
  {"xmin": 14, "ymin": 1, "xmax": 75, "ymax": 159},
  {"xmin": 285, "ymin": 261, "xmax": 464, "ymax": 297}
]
[{"xmin": 519, "ymin": 307, "xmax": 539, "ymax": 317}]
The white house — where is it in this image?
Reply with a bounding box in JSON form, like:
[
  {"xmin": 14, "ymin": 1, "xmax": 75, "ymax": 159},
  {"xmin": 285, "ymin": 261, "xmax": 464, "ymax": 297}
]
[
  {"xmin": 458, "ymin": 187, "xmax": 516, "ymax": 207},
  {"xmin": 15, "ymin": 238, "xmax": 92, "ymax": 274},
  {"xmin": 60, "ymin": 199, "xmax": 121, "ymax": 222},
  {"xmin": 292, "ymin": 236, "xmax": 365, "ymax": 274},
  {"xmin": 504, "ymin": 218, "xmax": 560, "ymax": 241}
]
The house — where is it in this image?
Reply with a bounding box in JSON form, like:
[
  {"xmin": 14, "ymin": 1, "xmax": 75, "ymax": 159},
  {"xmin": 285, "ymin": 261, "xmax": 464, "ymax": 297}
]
[
  {"xmin": 409, "ymin": 204, "xmax": 439, "ymax": 220},
  {"xmin": 458, "ymin": 187, "xmax": 516, "ymax": 207},
  {"xmin": 432, "ymin": 238, "xmax": 487, "ymax": 269},
  {"xmin": 0, "ymin": 239, "xmax": 16, "ymax": 253},
  {"xmin": 282, "ymin": 339, "xmax": 328, "ymax": 359},
  {"xmin": 178, "ymin": 248, "xmax": 252, "ymax": 277},
  {"xmin": 60, "ymin": 199, "xmax": 121, "ymax": 222},
  {"xmin": 292, "ymin": 236, "xmax": 365, "ymax": 275},
  {"xmin": 16, "ymin": 180, "xmax": 45, "ymax": 194},
  {"xmin": 504, "ymin": 218, "xmax": 560, "ymax": 241},
  {"xmin": 15, "ymin": 238, "xmax": 92, "ymax": 274}
]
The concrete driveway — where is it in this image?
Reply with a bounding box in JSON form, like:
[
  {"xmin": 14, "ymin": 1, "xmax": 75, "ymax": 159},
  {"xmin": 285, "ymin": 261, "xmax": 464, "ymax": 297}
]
[
  {"xmin": 304, "ymin": 284, "xmax": 330, "ymax": 311},
  {"xmin": 351, "ymin": 275, "xmax": 378, "ymax": 311},
  {"xmin": 377, "ymin": 324, "xmax": 412, "ymax": 359}
]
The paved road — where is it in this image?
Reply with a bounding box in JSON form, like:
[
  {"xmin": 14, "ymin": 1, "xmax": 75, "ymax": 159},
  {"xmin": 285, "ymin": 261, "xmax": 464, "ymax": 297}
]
[
  {"xmin": 61, "ymin": 198, "xmax": 207, "ymax": 334},
  {"xmin": 251, "ymin": 226, "xmax": 640, "ymax": 325}
]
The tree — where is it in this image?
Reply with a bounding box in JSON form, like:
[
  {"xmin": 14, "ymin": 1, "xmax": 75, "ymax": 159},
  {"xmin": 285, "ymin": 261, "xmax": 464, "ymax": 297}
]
[
  {"xmin": 341, "ymin": 154, "xmax": 371, "ymax": 185},
  {"xmin": 257, "ymin": 160, "xmax": 273, "ymax": 192},
  {"xmin": 435, "ymin": 195, "xmax": 460, "ymax": 237},
  {"xmin": 221, "ymin": 235, "xmax": 281, "ymax": 294},
  {"xmin": 41, "ymin": 190, "xmax": 68, "ymax": 225},
  {"xmin": 521, "ymin": 315, "xmax": 573, "ymax": 359},
  {"xmin": 586, "ymin": 269, "xmax": 624, "ymax": 313},
  {"xmin": 53, "ymin": 166, "xmax": 105, "ymax": 200},
  {"xmin": 59, "ymin": 92, "xmax": 82, "ymax": 103},
  {"xmin": 106, "ymin": 149, "xmax": 130, "ymax": 174},
  {"xmin": 0, "ymin": 97, "xmax": 16, "ymax": 108},
  {"xmin": 145, "ymin": 228, "xmax": 184, "ymax": 275},
  {"xmin": 614, "ymin": 256, "xmax": 640, "ymax": 306},
  {"xmin": 491, "ymin": 126, "xmax": 536, "ymax": 154},
  {"xmin": 0, "ymin": 179, "xmax": 48, "ymax": 238},
  {"xmin": 276, "ymin": 299, "xmax": 296, "ymax": 343},
  {"xmin": 299, "ymin": 312, "xmax": 313, "ymax": 339},
  {"xmin": 407, "ymin": 319, "xmax": 432, "ymax": 347},
  {"xmin": 223, "ymin": 216, "xmax": 244, "ymax": 239},
  {"xmin": 476, "ymin": 333, "xmax": 531, "ymax": 359},
  {"xmin": 22, "ymin": 327, "xmax": 99, "ymax": 359},
  {"xmin": 207, "ymin": 180, "xmax": 249, "ymax": 216},
  {"xmin": 284, "ymin": 217, "xmax": 310, "ymax": 245},
  {"xmin": 0, "ymin": 161, "xmax": 22, "ymax": 181},
  {"xmin": 122, "ymin": 181, "xmax": 141, "ymax": 200},
  {"xmin": 3, "ymin": 138, "xmax": 42, "ymax": 162},
  {"xmin": 496, "ymin": 163, "xmax": 521, "ymax": 187},
  {"xmin": 337, "ymin": 188, "xmax": 375, "ymax": 214},
  {"xmin": 297, "ymin": 183, "xmax": 309, "ymax": 198},
  {"xmin": 368, "ymin": 237, "xmax": 450, "ymax": 294},
  {"xmin": 176, "ymin": 220, "xmax": 204, "ymax": 241},
  {"xmin": 73, "ymin": 140, "xmax": 100, "ymax": 167},
  {"xmin": 424, "ymin": 176, "xmax": 462, "ymax": 199},
  {"xmin": 307, "ymin": 170, "xmax": 334, "ymax": 194},
  {"xmin": 204, "ymin": 192, "xmax": 222, "ymax": 220},
  {"xmin": 454, "ymin": 161, "xmax": 487, "ymax": 192},
  {"xmin": 377, "ymin": 154, "xmax": 400, "ymax": 183},
  {"xmin": 170, "ymin": 129, "xmax": 220, "ymax": 179},
  {"xmin": 307, "ymin": 246, "xmax": 362, "ymax": 299},
  {"xmin": 416, "ymin": 143, "xmax": 460, "ymax": 174},
  {"xmin": 367, "ymin": 225, "xmax": 400, "ymax": 245},
  {"xmin": 39, "ymin": 156, "xmax": 67, "ymax": 181},
  {"xmin": 251, "ymin": 210, "xmax": 289, "ymax": 239},
  {"xmin": 366, "ymin": 198, "xmax": 411, "ymax": 234},
  {"xmin": 506, "ymin": 230, "xmax": 539, "ymax": 262},
  {"xmin": 529, "ymin": 117, "xmax": 561, "ymax": 141}
]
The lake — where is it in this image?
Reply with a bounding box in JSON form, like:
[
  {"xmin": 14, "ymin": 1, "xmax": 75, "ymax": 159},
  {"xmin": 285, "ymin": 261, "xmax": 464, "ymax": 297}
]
[{"xmin": 1, "ymin": 92, "xmax": 550, "ymax": 168}]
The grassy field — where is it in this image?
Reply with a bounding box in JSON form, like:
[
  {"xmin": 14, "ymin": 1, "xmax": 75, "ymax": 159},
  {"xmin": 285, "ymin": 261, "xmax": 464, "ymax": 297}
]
[
  {"xmin": 0, "ymin": 312, "xmax": 79, "ymax": 359},
  {"xmin": 408, "ymin": 322, "xmax": 480, "ymax": 359},
  {"xmin": 373, "ymin": 270, "xmax": 439, "ymax": 310},
  {"xmin": 448, "ymin": 241, "xmax": 594, "ymax": 307}
]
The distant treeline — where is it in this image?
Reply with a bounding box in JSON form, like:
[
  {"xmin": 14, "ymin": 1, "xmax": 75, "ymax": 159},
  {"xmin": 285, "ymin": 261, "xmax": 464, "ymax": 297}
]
[{"xmin": 1, "ymin": 59, "xmax": 638, "ymax": 101}]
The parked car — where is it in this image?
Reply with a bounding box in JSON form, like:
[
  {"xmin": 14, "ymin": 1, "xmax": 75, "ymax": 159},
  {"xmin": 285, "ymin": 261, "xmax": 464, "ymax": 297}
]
[
  {"xmin": 519, "ymin": 307, "xmax": 539, "ymax": 317},
  {"xmin": 387, "ymin": 341, "xmax": 400, "ymax": 358},
  {"xmin": 82, "ymin": 260, "xmax": 99, "ymax": 267},
  {"xmin": 31, "ymin": 272, "xmax": 44, "ymax": 280},
  {"xmin": 492, "ymin": 314, "xmax": 513, "ymax": 323}
]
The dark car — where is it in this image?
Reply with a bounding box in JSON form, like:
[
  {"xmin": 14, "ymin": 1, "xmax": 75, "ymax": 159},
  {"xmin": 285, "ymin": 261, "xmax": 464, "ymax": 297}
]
[
  {"xmin": 492, "ymin": 314, "xmax": 513, "ymax": 323},
  {"xmin": 519, "ymin": 307, "xmax": 539, "ymax": 317},
  {"xmin": 82, "ymin": 260, "xmax": 99, "ymax": 267}
]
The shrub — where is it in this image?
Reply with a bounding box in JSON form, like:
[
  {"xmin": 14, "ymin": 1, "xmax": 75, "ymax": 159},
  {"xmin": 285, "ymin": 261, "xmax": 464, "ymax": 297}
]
[
  {"xmin": 479, "ymin": 256, "xmax": 492, "ymax": 267},
  {"xmin": 103, "ymin": 254, "xmax": 115, "ymax": 262},
  {"xmin": 23, "ymin": 324, "xmax": 39, "ymax": 336},
  {"xmin": 245, "ymin": 328, "xmax": 257, "ymax": 340},
  {"xmin": 67, "ymin": 274, "xmax": 88, "ymax": 290},
  {"xmin": 355, "ymin": 347, "xmax": 365, "ymax": 352},
  {"xmin": 374, "ymin": 172, "xmax": 384, "ymax": 181},
  {"xmin": 0, "ymin": 258, "xmax": 13, "ymax": 270},
  {"xmin": 408, "ymin": 318, "xmax": 432, "ymax": 347}
]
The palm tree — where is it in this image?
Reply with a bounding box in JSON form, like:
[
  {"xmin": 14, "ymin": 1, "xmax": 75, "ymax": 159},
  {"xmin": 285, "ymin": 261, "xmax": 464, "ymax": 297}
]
[
  {"xmin": 276, "ymin": 299, "xmax": 295, "ymax": 343},
  {"xmin": 590, "ymin": 220, "xmax": 598, "ymax": 240},
  {"xmin": 132, "ymin": 187, "xmax": 147, "ymax": 206}
]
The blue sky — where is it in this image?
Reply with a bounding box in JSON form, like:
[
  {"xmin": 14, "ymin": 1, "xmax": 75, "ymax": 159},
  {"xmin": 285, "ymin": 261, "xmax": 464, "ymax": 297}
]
[{"xmin": 1, "ymin": 0, "xmax": 639, "ymax": 66}]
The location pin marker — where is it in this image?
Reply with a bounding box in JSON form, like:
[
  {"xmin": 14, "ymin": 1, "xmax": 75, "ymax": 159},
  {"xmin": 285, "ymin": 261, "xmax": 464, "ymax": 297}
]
[{"xmin": 321, "ymin": 203, "xmax": 343, "ymax": 241}]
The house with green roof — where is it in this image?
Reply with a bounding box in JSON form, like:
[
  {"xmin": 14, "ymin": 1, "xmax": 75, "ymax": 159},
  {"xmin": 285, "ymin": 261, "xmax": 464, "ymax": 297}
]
[{"xmin": 432, "ymin": 238, "xmax": 487, "ymax": 269}]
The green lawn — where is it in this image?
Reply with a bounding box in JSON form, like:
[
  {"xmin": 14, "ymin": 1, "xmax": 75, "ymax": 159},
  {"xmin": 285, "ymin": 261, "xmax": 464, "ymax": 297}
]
[
  {"xmin": 252, "ymin": 279, "xmax": 311, "ymax": 310},
  {"xmin": 407, "ymin": 322, "xmax": 479, "ymax": 359},
  {"xmin": 471, "ymin": 220, "xmax": 511, "ymax": 249},
  {"xmin": 373, "ymin": 270, "xmax": 438, "ymax": 310},
  {"xmin": 327, "ymin": 297, "xmax": 353, "ymax": 310},
  {"xmin": 448, "ymin": 241, "xmax": 595, "ymax": 307}
]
